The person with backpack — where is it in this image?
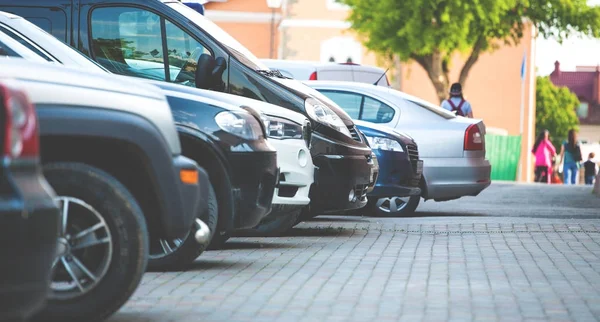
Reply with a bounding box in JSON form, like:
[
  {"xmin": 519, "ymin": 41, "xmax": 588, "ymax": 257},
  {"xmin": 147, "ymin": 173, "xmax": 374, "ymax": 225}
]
[
  {"xmin": 531, "ymin": 129, "xmax": 556, "ymax": 184},
  {"xmin": 441, "ymin": 83, "xmax": 474, "ymax": 118},
  {"xmin": 559, "ymin": 129, "xmax": 583, "ymax": 185}
]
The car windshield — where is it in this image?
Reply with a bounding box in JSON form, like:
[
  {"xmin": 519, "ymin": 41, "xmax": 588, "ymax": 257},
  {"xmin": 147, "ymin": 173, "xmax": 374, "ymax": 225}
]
[{"xmin": 166, "ymin": 1, "xmax": 270, "ymax": 71}]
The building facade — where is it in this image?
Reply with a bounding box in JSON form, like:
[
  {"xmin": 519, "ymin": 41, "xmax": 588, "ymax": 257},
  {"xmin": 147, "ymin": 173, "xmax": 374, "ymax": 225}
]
[
  {"xmin": 549, "ymin": 61, "xmax": 600, "ymax": 145},
  {"xmin": 204, "ymin": 0, "xmax": 537, "ymax": 182}
]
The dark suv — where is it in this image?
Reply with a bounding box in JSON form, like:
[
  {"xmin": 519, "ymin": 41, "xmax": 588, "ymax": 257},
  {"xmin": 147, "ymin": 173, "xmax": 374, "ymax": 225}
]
[
  {"xmin": 0, "ymin": 0, "xmax": 378, "ymax": 217},
  {"xmin": 0, "ymin": 81, "xmax": 59, "ymax": 321}
]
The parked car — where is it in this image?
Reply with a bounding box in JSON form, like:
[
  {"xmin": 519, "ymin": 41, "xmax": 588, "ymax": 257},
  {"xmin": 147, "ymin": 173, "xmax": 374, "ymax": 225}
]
[
  {"xmin": 354, "ymin": 120, "xmax": 424, "ymax": 215},
  {"xmin": 0, "ymin": 80, "xmax": 60, "ymax": 321},
  {"xmin": 262, "ymin": 59, "xmax": 391, "ymax": 86},
  {"xmin": 307, "ymin": 81, "xmax": 492, "ymax": 203},
  {"xmin": 0, "ymin": 57, "xmax": 210, "ymax": 321},
  {"xmin": 0, "ymin": 11, "xmax": 281, "ymax": 258},
  {"xmin": 2, "ymin": 0, "xmax": 377, "ymax": 217}
]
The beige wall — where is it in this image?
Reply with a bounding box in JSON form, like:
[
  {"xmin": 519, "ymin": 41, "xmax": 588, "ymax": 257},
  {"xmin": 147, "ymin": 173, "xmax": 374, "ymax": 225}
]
[
  {"xmin": 204, "ymin": 0, "xmax": 537, "ymax": 182},
  {"xmin": 580, "ymin": 125, "xmax": 600, "ymax": 144}
]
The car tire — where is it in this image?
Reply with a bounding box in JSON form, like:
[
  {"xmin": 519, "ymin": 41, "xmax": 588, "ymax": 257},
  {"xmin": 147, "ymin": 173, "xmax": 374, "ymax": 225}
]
[
  {"xmin": 238, "ymin": 205, "xmax": 303, "ymax": 237},
  {"xmin": 147, "ymin": 180, "xmax": 218, "ymax": 271},
  {"xmin": 34, "ymin": 162, "xmax": 148, "ymax": 322},
  {"xmin": 367, "ymin": 195, "xmax": 420, "ymax": 217}
]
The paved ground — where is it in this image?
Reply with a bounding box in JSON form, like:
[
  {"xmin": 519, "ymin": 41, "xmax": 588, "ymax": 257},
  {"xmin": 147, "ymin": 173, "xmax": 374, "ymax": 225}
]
[{"xmin": 108, "ymin": 183, "xmax": 600, "ymax": 322}]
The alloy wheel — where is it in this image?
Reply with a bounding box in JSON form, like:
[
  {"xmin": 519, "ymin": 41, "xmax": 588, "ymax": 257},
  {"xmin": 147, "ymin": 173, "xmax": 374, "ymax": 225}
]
[
  {"xmin": 376, "ymin": 196, "xmax": 410, "ymax": 213},
  {"xmin": 50, "ymin": 197, "xmax": 113, "ymax": 300}
]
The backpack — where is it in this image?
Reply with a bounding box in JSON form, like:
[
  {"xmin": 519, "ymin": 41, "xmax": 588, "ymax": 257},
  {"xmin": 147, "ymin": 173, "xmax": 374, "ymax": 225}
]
[{"xmin": 447, "ymin": 99, "xmax": 465, "ymax": 116}]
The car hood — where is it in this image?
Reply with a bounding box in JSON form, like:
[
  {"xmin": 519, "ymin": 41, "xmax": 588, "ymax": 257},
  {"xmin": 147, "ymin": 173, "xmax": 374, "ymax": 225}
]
[
  {"xmin": 151, "ymin": 81, "xmax": 308, "ymax": 125},
  {"xmin": 354, "ymin": 120, "xmax": 417, "ymax": 147},
  {"xmin": 269, "ymin": 77, "xmax": 354, "ymax": 126}
]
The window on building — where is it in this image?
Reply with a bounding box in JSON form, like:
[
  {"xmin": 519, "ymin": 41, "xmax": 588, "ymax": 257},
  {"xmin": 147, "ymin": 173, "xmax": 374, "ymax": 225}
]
[{"xmin": 577, "ymin": 102, "xmax": 589, "ymax": 119}]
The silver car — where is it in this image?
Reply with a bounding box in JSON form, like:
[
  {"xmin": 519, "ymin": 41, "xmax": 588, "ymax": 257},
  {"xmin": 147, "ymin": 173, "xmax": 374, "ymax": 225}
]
[{"xmin": 305, "ymin": 80, "xmax": 491, "ymax": 205}]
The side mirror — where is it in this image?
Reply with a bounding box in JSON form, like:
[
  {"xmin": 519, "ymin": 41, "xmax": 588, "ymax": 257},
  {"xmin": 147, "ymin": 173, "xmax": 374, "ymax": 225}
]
[{"xmin": 195, "ymin": 54, "xmax": 227, "ymax": 90}]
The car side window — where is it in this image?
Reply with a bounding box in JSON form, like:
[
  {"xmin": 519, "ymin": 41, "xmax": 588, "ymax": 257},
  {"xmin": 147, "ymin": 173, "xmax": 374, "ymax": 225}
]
[
  {"xmin": 318, "ymin": 90, "xmax": 362, "ymax": 119},
  {"xmin": 0, "ymin": 26, "xmax": 53, "ymax": 61},
  {"xmin": 164, "ymin": 20, "xmax": 211, "ymax": 87},
  {"xmin": 0, "ymin": 39, "xmax": 20, "ymax": 57},
  {"xmin": 91, "ymin": 7, "xmax": 166, "ymax": 80},
  {"xmin": 361, "ymin": 96, "xmax": 395, "ymax": 123},
  {"xmin": 91, "ymin": 7, "xmax": 211, "ymax": 85}
]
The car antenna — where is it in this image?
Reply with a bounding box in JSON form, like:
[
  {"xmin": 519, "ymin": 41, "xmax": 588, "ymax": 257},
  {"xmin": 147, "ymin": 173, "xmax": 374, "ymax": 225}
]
[{"xmin": 373, "ymin": 68, "xmax": 389, "ymax": 85}]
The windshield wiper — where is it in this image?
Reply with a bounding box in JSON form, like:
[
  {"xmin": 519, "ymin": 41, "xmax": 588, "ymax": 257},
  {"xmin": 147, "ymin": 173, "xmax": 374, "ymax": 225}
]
[{"xmin": 256, "ymin": 69, "xmax": 290, "ymax": 79}]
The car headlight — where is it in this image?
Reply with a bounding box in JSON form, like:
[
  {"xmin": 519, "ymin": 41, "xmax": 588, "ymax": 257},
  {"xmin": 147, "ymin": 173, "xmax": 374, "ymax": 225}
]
[
  {"xmin": 214, "ymin": 111, "xmax": 263, "ymax": 140},
  {"xmin": 365, "ymin": 136, "xmax": 404, "ymax": 152},
  {"xmin": 304, "ymin": 98, "xmax": 351, "ymax": 137},
  {"xmin": 266, "ymin": 116, "xmax": 303, "ymax": 140}
]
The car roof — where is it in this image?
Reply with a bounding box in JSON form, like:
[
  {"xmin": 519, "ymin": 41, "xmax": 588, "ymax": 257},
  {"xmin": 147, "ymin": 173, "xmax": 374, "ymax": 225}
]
[{"xmin": 262, "ymin": 59, "xmax": 386, "ymax": 72}]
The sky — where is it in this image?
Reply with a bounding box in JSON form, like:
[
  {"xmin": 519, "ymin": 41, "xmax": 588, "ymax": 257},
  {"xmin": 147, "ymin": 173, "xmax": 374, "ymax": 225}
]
[{"xmin": 536, "ymin": 0, "xmax": 600, "ymax": 75}]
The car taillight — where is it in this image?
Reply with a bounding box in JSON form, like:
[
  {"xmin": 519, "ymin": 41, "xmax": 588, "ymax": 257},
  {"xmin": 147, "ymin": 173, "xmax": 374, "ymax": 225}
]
[
  {"xmin": 1, "ymin": 83, "xmax": 39, "ymax": 159},
  {"xmin": 309, "ymin": 71, "xmax": 317, "ymax": 80},
  {"xmin": 464, "ymin": 124, "xmax": 483, "ymax": 151}
]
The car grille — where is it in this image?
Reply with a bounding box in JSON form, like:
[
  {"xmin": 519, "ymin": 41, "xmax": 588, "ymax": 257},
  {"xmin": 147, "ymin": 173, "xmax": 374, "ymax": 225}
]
[
  {"xmin": 406, "ymin": 144, "xmax": 419, "ymax": 172},
  {"xmin": 348, "ymin": 125, "xmax": 362, "ymax": 142},
  {"xmin": 303, "ymin": 120, "xmax": 312, "ymax": 148}
]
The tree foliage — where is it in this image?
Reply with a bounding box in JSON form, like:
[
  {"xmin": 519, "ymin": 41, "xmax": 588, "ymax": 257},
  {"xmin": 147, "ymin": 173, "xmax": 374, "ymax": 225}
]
[
  {"xmin": 341, "ymin": 0, "xmax": 600, "ymax": 103},
  {"xmin": 535, "ymin": 76, "xmax": 579, "ymax": 149}
]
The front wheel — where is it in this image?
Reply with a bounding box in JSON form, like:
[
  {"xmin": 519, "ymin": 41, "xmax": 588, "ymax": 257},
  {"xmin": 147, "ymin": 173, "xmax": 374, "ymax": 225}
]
[
  {"xmin": 367, "ymin": 195, "xmax": 420, "ymax": 217},
  {"xmin": 34, "ymin": 162, "xmax": 148, "ymax": 322},
  {"xmin": 148, "ymin": 181, "xmax": 218, "ymax": 271}
]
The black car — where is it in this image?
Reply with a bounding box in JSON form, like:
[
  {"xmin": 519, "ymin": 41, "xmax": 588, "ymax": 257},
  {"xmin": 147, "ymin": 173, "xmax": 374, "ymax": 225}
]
[
  {"xmin": 0, "ymin": 81, "xmax": 60, "ymax": 321},
  {"xmin": 0, "ymin": 11, "xmax": 278, "ymax": 268},
  {"xmin": 0, "ymin": 0, "xmax": 378, "ymax": 217},
  {"xmin": 354, "ymin": 120, "xmax": 424, "ymax": 216}
]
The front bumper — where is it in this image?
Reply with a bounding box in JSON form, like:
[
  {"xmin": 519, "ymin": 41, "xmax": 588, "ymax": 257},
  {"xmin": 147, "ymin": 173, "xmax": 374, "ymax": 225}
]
[
  {"xmin": 168, "ymin": 155, "xmax": 206, "ymax": 239},
  {"xmin": 228, "ymin": 151, "xmax": 278, "ymax": 229},
  {"xmin": 309, "ymin": 133, "xmax": 377, "ymax": 213},
  {"xmin": 271, "ymin": 139, "xmax": 313, "ymax": 206},
  {"xmin": 0, "ymin": 163, "xmax": 60, "ymax": 320},
  {"xmin": 422, "ymin": 156, "xmax": 492, "ymax": 201},
  {"xmin": 368, "ymin": 150, "xmax": 423, "ymax": 198}
]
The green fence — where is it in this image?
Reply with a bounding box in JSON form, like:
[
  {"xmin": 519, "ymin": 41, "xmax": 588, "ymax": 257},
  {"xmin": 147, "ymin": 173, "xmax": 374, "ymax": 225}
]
[{"xmin": 486, "ymin": 134, "xmax": 522, "ymax": 181}]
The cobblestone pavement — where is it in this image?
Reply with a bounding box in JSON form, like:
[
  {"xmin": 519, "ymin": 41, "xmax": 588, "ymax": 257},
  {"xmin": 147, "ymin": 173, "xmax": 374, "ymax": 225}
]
[{"xmin": 108, "ymin": 184, "xmax": 600, "ymax": 322}]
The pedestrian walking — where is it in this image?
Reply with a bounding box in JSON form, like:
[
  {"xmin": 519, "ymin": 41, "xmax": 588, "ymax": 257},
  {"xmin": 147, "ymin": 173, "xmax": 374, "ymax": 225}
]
[
  {"xmin": 441, "ymin": 83, "xmax": 474, "ymax": 118},
  {"xmin": 531, "ymin": 129, "xmax": 556, "ymax": 184},
  {"xmin": 559, "ymin": 129, "xmax": 583, "ymax": 185},
  {"xmin": 583, "ymin": 152, "xmax": 598, "ymax": 185}
]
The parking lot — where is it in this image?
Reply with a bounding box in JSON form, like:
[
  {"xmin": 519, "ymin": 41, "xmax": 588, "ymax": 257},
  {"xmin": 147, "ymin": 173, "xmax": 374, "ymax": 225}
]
[{"xmin": 108, "ymin": 183, "xmax": 600, "ymax": 322}]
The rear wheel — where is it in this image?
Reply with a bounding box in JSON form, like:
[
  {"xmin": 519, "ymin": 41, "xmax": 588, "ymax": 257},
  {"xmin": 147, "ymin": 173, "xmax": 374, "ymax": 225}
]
[
  {"xmin": 367, "ymin": 195, "xmax": 420, "ymax": 217},
  {"xmin": 147, "ymin": 181, "xmax": 218, "ymax": 271},
  {"xmin": 34, "ymin": 162, "xmax": 147, "ymax": 322}
]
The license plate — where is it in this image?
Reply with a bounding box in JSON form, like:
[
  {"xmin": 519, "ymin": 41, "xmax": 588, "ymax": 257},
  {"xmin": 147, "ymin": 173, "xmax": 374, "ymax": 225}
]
[{"xmin": 416, "ymin": 161, "xmax": 423, "ymax": 174}]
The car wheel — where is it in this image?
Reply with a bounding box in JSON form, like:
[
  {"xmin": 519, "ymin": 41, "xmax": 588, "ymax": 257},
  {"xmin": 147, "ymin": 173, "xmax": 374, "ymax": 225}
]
[
  {"xmin": 238, "ymin": 205, "xmax": 303, "ymax": 237},
  {"xmin": 34, "ymin": 162, "xmax": 148, "ymax": 322},
  {"xmin": 147, "ymin": 180, "xmax": 218, "ymax": 271},
  {"xmin": 368, "ymin": 195, "xmax": 420, "ymax": 217}
]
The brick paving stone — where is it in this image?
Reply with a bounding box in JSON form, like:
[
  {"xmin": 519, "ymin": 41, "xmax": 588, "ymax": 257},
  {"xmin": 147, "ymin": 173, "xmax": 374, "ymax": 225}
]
[{"xmin": 106, "ymin": 217, "xmax": 600, "ymax": 322}]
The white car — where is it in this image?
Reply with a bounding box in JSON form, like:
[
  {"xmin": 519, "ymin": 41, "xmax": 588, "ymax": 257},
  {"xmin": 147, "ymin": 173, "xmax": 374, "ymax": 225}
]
[
  {"xmin": 0, "ymin": 11, "xmax": 314, "ymax": 234},
  {"xmin": 306, "ymin": 80, "xmax": 492, "ymax": 204},
  {"xmin": 155, "ymin": 83, "xmax": 315, "ymax": 235},
  {"xmin": 261, "ymin": 59, "xmax": 390, "ymax": 86}
]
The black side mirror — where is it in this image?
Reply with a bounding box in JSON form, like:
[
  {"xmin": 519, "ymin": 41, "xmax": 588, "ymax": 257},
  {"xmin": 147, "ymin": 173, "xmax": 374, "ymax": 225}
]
[
  {"xmin": 195, "ymin": 54, "xmax": 227, "ymax": 90},
  {"xmin": 195, "ymin": 53, "xmax": 214, "ymax": 90}
]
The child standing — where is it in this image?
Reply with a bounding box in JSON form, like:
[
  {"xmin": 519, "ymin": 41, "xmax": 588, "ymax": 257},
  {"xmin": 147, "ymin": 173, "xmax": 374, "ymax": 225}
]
[{"xmin": 584, "ymin": 152, "xmax": 598, "ymax": 185}]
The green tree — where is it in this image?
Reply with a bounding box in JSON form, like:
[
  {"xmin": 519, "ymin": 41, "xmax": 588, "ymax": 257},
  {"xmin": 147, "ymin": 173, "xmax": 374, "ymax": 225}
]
[
  {"xmin": 535, "ymin": 76, "xmax": 579, "ymax": 148},
  {"xmin": 342, "ymin": 0, "xmax": 600, "ymax": 103}
]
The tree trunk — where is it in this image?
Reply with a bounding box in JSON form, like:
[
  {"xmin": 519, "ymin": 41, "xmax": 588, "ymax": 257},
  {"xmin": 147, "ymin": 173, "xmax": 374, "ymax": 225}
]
[
  {"xmin": 458, "ymin": 36, "xmax": 485, "ymax": 94},
  {"xmin": 412, "ymin": 51, "xmax": 450, "ymax": 104}
]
